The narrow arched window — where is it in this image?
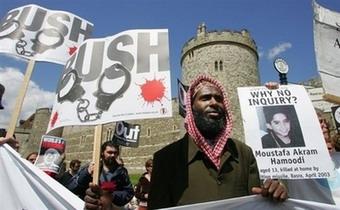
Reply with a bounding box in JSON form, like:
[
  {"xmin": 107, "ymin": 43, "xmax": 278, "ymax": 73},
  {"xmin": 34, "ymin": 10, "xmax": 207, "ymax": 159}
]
[
  {"xmin": 219, "ymin": 60, "xmax": 223, "ymax": 71},
  {"xmin": 215, "ymin": 61, "xmax": 218, "ymax": 71}
]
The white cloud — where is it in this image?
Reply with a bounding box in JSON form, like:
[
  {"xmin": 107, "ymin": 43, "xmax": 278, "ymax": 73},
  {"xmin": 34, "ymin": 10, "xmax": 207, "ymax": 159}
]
[
  {"xmin": 0, "ymin": 67, "xmax": 55, "ymax": 129},
  {"xmin": 258, "ymin": 51, "xmax": 264, "ymax": 58},
  {"xmin": 257, "ymin": 46, "xmax": 264, "ymax": 58},
  {"xmin": 267, "ymin": 42, "xmax": 292, "ymax": 59},
  {"xmin": 3, "ymin": 54, "xmax": 28, "ymax": 63}
]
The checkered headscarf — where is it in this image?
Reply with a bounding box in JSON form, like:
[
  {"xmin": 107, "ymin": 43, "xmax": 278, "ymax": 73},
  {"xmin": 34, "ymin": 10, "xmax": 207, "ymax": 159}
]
[{"xmin": 185, "ymin": 74, "xmax": 233, "ymax": 170}]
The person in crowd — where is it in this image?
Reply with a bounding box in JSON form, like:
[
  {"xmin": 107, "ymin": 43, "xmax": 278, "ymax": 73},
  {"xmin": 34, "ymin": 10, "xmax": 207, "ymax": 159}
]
[
  {"xmin": 317, "ymin": 110, "xmax": 335, "ymax": 153},
  {"xmin": 261, "ymin": 105, "xmax": 305, "ymax": 148},
  {"xmin": 58, "ymin": 159, "xmax": 81, "ymax": 186},
  {"xmin": 135, "ymin": 159, "xmax": 152, "ymax": 210},
  {"xmin": 68, "ymin": 141, "xmax": 134, "ymax": 209},
  {"xmin": 146, "ymin": 75, "xmax": 287, "ymax": 209},
  {"xmin": 26, "ymin": 152, "xmax": 38, "ymax": 164}
]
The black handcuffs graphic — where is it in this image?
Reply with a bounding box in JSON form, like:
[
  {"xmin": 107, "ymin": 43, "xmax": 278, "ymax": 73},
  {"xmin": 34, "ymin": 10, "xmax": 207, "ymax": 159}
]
[{"xmin": 93, "ymin": 63, "xmax": 131, "ymax": 111}]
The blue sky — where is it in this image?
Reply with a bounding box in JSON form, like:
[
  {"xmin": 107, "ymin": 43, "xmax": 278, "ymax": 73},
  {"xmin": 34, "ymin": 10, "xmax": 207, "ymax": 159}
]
[{"xmin": 0, "ymin": 0, "xmax": 340, "ymax": 127}]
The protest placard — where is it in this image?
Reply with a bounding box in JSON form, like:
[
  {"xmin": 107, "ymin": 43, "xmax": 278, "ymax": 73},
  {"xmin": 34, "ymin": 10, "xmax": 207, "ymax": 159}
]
[
  {"xmin": 0, "ymin": 4, "xmax": 93, "ymax": 65},
  {"xmin": 47, "ymin": 29, "xmax": 171, "ymax": 133},
  {"xmin": 112, "ymin": 121, "xmax": 141, "ymax": 148},
  {"xmin": 35, "ymin": 135, "xmax": 65, "ymax": 174},
  {"xmin": 238, "ymin": 85, "xmax": 334, "ymax": 179}
]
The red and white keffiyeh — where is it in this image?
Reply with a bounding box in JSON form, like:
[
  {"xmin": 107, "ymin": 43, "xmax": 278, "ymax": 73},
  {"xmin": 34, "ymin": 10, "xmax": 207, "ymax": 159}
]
[{"xmin": 185, "ymin": 74, "xmax": 233, "ymax": 170}]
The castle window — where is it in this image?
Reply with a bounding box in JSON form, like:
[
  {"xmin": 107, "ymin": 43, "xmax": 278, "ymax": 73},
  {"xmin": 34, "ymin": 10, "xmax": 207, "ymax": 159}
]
[
  {"xmin": 106, "ymin": 128, "xmax": 113, "ymax": 141},
  {"xmin": 215, "ymin": 61, "xmax": 218, "ymax": 71},
  {"xmin": 147, "ymin": 128, "xmax": 151, "ymax": 136},
  {"xmin": 80, "ymin": 135, "xmax": 86, "ymax": 143},
  {"xmin": 189, "ymin": 51, "xmax": 194, "ymax": 58},
  {"xmin": 219, "ymin": 61, "xmax": 223, "ymax": 71},
  {"xmin": 173, "ymin": 125, "xmax": 177, "ymax": 130}
]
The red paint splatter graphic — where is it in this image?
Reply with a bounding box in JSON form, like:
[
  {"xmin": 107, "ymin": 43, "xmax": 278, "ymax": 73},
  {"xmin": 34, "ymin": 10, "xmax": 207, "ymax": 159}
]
[
  {"xmin": 50, "ymin": 112, "xmax": 58, "ymax": 128},
  {"xmin": 68, "ymin": 46, "xmax": 77, "ymax": 55},
  {"xmin": 138, "ymin": 77, "xmax": 167, "ymax": 105}
]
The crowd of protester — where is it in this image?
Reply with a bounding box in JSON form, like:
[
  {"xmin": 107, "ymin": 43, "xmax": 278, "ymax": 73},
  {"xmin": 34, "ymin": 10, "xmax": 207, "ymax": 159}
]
[{"xmin": 1, "ymin": 78, "xmax": 340, "ymax": 210}]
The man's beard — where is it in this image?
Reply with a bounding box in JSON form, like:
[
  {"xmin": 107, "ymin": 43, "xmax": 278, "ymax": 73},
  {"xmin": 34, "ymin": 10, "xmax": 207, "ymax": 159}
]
[
  {"xmin": 193, "ymin": 109, "xmax": 226, "ymax": 141},
  {"xmin": 103, "ymin": 157, "xmax": 118, "ymax": 168}
]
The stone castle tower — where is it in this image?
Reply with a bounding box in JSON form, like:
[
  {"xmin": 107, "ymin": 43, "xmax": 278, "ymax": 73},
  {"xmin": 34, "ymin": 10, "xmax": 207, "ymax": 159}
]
[
  {"xmin": 181, "ymin": 23, "xmax": 260, "ymax": 141},
  {"xmin": 17, "ymin": 24, "xmax": 260, "ymax": 173}
]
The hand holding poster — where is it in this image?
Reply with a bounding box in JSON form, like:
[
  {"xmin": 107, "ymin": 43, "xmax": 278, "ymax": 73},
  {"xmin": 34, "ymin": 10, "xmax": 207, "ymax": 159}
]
[
  {"xmin": 238, "ymin": 85, "xmax": 334, "ymax": 180},
  {"xmin": 47, "ymin": 29, "xmax": 172, "ymax": 132},
  {"xmin": 0, "ymin": 4, "xmax": 93, "ymax": 64},
  {"xmin": 35, "ymin": 135, "xmax": 65, "ymax": 174}
]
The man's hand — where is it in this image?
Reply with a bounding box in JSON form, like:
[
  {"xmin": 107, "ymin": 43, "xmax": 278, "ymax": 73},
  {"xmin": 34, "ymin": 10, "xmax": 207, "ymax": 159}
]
[
  {"xmin": 0, "ymin": 137, "xmax": 19, "ymax": 151},
  {"xmin": 264, "ymin": 82, "xmax": 279, "ymax": 90},
  {"xmin": 88, "ymin": 162, "xmax": 95, "ymax": 175},
  {"xmin": 251, "ymin": 179, "xmax": 288, "ymax": 202},
  {"xmin": 84, "ymin": 183, "xmax": 102, "ymax": 210}
]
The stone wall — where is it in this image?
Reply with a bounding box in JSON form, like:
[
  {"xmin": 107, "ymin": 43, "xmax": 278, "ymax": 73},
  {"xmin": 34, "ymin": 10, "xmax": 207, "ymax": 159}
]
[{"xmin": 19, "ymin": 108, "xmax": 63, "ymax": 158}]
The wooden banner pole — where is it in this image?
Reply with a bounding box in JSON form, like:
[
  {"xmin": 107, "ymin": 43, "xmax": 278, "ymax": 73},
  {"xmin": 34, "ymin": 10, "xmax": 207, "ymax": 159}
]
[
  {"xmin": 6, "ymin": 59, "xmax": 36, "ymax": 138},
  {"xmin": 92, "ymin": 124, "xmax": 103, "ymax": 185},
  {"xmin": 324, "ymin": 94, "xmax": 340, "ymax": 105}
]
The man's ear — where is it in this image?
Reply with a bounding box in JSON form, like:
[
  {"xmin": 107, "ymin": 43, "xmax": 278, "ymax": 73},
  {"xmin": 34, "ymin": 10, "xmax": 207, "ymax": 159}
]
[{"xmin": 266, "ymin": 123, "xmax": 272, "ymax": 130}]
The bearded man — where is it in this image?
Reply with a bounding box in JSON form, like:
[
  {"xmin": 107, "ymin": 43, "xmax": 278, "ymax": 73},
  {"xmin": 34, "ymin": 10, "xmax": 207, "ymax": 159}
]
[
  {"xmin": 68, "ymin": 141, "xmax": 134, "ymax": 209},
  {"xmin": 148, "ymin": 75, "xmax": 287, "ymax": 209}
]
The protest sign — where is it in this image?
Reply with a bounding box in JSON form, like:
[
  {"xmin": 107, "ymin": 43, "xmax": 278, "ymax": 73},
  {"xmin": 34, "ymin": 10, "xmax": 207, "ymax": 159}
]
[
  {"xmin": 47, "ymin": 29, "xmax": 171, "ymax": 133},
  {"xmin": 112, "ymin": 121, "xmax": 141, "ymax": 147},
  {"xmin": 238, "ymin": 85, "xmax": 334, "ymax": 179},
  {"xmin": 313, "ymin": 1, "xmax": 340, "ymax": 103},
  {"xmin": 0, "ymin": 4, "xmax": 93, "ymax": 65},
  {"xmin": 287, "ymin": 152, "xmax": 340, "ymax": 205},
  {"xmin": 35, "ymin": 135, "xmax": 65, "ymax": 174}
]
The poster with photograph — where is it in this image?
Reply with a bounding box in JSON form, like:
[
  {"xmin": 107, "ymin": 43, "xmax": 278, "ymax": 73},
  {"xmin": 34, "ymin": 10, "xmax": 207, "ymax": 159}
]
[
  {"xmin": 238, "ymin": 85, "xmax": 334, "ymax": 179},
  {"xmin": 35, "ymin": 135, "xmax": 65, "ymax": 174}
]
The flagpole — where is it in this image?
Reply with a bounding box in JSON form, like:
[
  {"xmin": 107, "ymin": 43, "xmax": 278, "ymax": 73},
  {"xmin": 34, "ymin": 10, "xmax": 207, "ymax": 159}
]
[
  {"xmin": 92, "ymin": 124, "xmax": 103, "ymax": 185},
  {"xmin": 6, "ymin": 59, "xmax": 36, "ymax": 138}
]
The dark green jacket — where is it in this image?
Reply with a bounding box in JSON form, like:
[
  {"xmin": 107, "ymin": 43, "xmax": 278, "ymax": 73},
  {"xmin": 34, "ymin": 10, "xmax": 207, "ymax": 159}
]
[{"xmin": 148, "ymin": 134, "xmax": 260, "ymax": 209}]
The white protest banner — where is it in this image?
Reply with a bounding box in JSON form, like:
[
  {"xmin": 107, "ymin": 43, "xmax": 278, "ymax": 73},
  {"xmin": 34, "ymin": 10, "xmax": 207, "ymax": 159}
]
[
  {"xmin": 313, "ymin": 1, "xmax": 340, "ymax": 103},
  {"xmin": 164, "ymin": 195, "xmax": 339, "ymax": 210},
  {"xmin": 47, "ymin": 29, "xmax": 171, "ymax": 132},
  {"xmin": 0, "ymin": 4, "xmax": 93, "ymax": 65},
  {"xmin": 237, "ymin": 85, "xmax": 333, "ymax": 180},
  {"xmin": 0, "ymin": 144, "xmax": 84, "ymax": 210}
]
